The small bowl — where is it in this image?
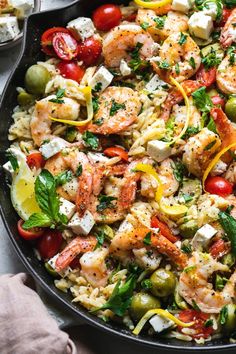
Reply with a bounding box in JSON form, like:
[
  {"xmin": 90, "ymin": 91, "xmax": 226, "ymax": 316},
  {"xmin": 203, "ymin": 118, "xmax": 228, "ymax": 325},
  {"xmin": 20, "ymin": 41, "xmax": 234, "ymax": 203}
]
[{"xmin": 0, "ymin": 0, "xmax": 41, "ymax": 51}]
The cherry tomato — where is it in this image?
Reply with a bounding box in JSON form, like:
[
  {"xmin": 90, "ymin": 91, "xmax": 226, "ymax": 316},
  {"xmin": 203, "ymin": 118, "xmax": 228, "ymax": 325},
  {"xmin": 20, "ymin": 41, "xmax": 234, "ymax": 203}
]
[
  {"xmin": 196, "ymin": 65, "xmax": 216, "ymax": 87},
  {"xmin": 205, "ymin": 176, "xmax": 233, "ymax": 197},
  {"xmin": 151, "ymin": 216, "xmax": 179, "ymax": 243},
  {"xmin": 57, "ymin": 61, "xmax": 85, "ymax": 83},
  {"xmin": 178, "ymin": 310, "xmax": 214, "ymax": 339},
  {"xmin": 52, "ymin": 32, "xmax": 78, "ymax": 61},
  {"xmin": 77, "ymin": 37, "xmax": 102, "ymax": 67},
  {"xmin": 211, "ymin": 95, "xmax": 225, "ymax": 109},
  {"xmin": 41, "ymin": 27, "xmax": 69, "ymax": 56},
  {"xmin": 26, "ymin": 152, "xmax": 45, "ymax": 170},
  {"xmin": 220, "ymin": 8, "xmax": 232, "ymax": 26},
  {"xmin": 93, "ymin": 4, "xmax": 122, "ymax": 31},
  {"xmin": 17, "ymin": 219, "xmax": 44, "ymax": 240},
  {"xmin": 104, "ymin": 146, "xmax": 129, "ymax": 161},
  {"xmin": 124, "ymin": 13, "xmax": 137, "ymax": 22},
  {"xmin": 37, "ymin": 230, "xmax": 63, "ymax": 259},
  {"xmin": 209, "ymin": 238, "xmax": 230, "ymax": 258}
]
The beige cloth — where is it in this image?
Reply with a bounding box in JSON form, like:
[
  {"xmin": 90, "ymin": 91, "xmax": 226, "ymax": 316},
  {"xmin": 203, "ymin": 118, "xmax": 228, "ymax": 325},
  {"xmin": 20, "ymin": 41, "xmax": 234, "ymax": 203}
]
[{"xmin": 0, "ymin": 273, "xmax": 77, "ymax": 354}]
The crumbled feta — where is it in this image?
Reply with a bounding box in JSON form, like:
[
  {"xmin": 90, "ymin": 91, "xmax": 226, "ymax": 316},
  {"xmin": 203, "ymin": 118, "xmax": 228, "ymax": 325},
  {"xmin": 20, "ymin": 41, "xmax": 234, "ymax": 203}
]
[
  {"xmin": 48, "ymin": 254, "xmax": 71, "ymax": 277},
  {"xmin": 120, "ymin": 59, "xmax": 132, "ymax": 76},
  {"xmin": 89, "ymin": 66, "xmax": 114, "ymax": 92},
  {"xmin": 68, "ymin": 211, "xmax": 95, "ymax": 235},
  {"xmin": 172, "ymin": 0, "xmax": 192, "ymax": 13},
  {"xmin": 145, "ymin": 74, "xmax": 168, "ymax": 92},
  {"xmin": 149, "ymin": 314, "xmax": 174, "ymax": 333},
  {"xmin": 188, "ymin": 12, "xmax": 213, "ymax": 40},
  {"xmin": 39, "ymin": 138, "xmax": 67, "ymax": 160},
  {"xmin": 0, "ymin": 16, "xmax": 20, "ymax": 43},
  {"xmin": 202, "ymin": 2, "xmax": 218, "ymax": 20},
  {"xmin": 191, "ymin": 224, "xmax": 217, "ymax": 250},
  {"xmin": 59, "ymin": 197, "xmax": 76, "ymax": 220},
  {"xmin": 67, "ymin": 17, "xmax": 95, "ymax": 41},
  {"xmin": 147, "ymin": 140, "xmax": 172, "ymax": 162},
  {"xmin": 87, "ymin": 152, "xmax": 110, "ymax": 164},
  {"xmin": 10, "ymin": 0, "xmax": 34, "ymax": 19}
]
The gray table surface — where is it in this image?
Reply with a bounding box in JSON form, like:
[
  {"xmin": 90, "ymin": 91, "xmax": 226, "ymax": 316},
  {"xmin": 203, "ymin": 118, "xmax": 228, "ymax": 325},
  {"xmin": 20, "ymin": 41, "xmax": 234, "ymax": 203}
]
[{"xmin": 0, "ymin": 1, "xmax": 233, "ymax": 352}]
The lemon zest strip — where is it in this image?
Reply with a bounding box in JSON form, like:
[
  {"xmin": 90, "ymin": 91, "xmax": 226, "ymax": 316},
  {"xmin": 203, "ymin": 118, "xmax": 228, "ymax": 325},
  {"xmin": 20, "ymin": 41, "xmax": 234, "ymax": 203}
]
[{"xmin": 134, "ymin": 0, "xmax": 172, "ymax": 9}]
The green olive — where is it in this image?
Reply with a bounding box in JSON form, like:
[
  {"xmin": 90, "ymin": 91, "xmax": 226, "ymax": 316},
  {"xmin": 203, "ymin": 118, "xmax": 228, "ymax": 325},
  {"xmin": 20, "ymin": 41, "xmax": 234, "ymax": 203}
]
[
  {"xmin": 25, "ymin": 64, "xmax": 51, "ymax": 95},
  {"xmin": 150, "ymin": 268, "xmax": 176, "ymax": 297},
  {"xmin": 44, "ymin": 262, "xmax": 58, "ymax": 278},
  {"xmin": 129, "ymin": 292, "xmax": 161, "ymax": 321},
  {"xmin": 17, "ymin": 91, "xmax": 35, "ymax": 106},
  {"xmin": 220, "ymin": 304, "xmax": 236, "ymax": 335},
  {"xmin": 179, "ymin": 221, "xmax": 198, "ymax": 238},
  {"xmin": 225, "ymin": 97, "xmax": 236, "ymax": 123}
]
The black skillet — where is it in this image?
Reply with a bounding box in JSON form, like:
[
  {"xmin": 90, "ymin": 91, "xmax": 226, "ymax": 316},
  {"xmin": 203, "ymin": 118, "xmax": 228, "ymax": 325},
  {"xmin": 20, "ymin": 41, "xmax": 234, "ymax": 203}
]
[{"xmin": 0, "ymin": 0, "xmax": 234, "ymax": 351}]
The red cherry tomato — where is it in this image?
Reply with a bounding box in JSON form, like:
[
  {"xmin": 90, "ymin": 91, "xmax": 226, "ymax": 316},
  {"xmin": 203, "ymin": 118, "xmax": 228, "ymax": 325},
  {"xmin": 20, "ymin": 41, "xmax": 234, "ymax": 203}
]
[
  {"xmin": 103, "ymin": 146, "xmax": 129, "ymax": 161},
  {"xmin": 151, "ymin": 216, "xmax": 179, "ymax": 243},
  {"xmin": 77, "ymin": 37, "xmax": 102, "ymax": 67},
  {"xmin": 57, "ymin": 61, "xmax": 85, "ymax": 83},
  {"xmin": 209, "ymin": 238, "xmax": 230, "ymax": 258},
  {"xmin": 196, "ymin": 65, "xmax": 216, "ymax": 87},
  {"xmin": 211, "ymin": 95, "xmax": 225, "ymax": 109},
  {"xmin": 41, "ymin": 27, "xmax": 70, "ymax": 56},
  {"xmin": 93, "ymin": 4, "xmax": 122, "ymax": 31},
  {"xmin": 178, "ymin": 310, "xmax": 214, "ymax": 339},
  {"xmin": 205, "ymin": 176, "xmax": 233, "ymax": 197},
  {"xmin": 52, "ymin": 32, "xmax": 78, "ymax": 61},
  {"xmin": 26, "ymin": 152, "xmax": 45, "ymax": 170},
  {"xmin": 37, "ymin": 230, "xmax": 63, "ymax": 259},
  {"xmin": 124, "ymin": 13, "xmax": 137, "ymax": 22},
  {"xmin": 17, "ymin": 219, "xmax": 44, "ymax": 240},
  {"xmin": 220, "ymin": 8, "xmax": 232, "ymax": 26}
]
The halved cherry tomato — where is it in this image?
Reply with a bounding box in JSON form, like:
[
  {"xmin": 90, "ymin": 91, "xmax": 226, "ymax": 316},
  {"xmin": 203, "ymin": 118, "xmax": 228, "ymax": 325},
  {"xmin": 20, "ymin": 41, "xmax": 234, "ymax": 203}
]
[
  {"xmin": 104, "ymin": 146, "xmax": 129, "ymax": 161},
  {"xmin": 178, "ymin": 310, "xmax": 214, "ymax": 339},
  {"xmin": 26, "ymin": 152, "xmax": 45, "ymax": 170},
  {"xmin": 92, "ymin": 4, "xmax": 122, "ymax": 31},
  {"xmin": 209, "ymin": 238, "xmax": 230, "ymax": 258},
  {"xmin": 52, "ymin": 32, "xmax": 78, "ymax": 61},
  {"xmin": 77, "ymin": 37, "xmax": 102, "ymax": 67},
  {"xmin": 37, "ymin": 230, "xmax": 63, "ymax": 259},
  {"xmin": 196, "ymin": 65, "xmax": 216, "ymax": 87},
  {"xmin": 205, "ymin": 176, "xmax": 233, "ymax": 197},
  {"xmin": 151, "ymin": 216, "xmax": 179, "ymax": 243},
  {"xmin": 211, "ymin": 95, "xmax": 225, "ymax": 109},
  {"xmin": 41, "ymin": 27, "xmax": 69, "ymax": 56},
  {"xmin": 17, "ymin": 219, "xmax": 44, "ymax": 240},
  {"xmin": 57, "ymin": 61, "xmax": 85, "ymax": 83}
]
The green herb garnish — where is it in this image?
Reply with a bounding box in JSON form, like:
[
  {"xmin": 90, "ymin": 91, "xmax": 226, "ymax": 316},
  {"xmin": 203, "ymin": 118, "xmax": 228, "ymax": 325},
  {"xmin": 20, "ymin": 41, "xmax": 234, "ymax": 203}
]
[
  {"xmin": 143, "ymin": 231, "xmax": 152, "ymax": 245},
  {"xmin": 49, "ymin": 88, "xmax": 65, "ymax": 104},
  {"xmin": 97, "ymin": 195, "xmax": 117, "ymax": 212},
  {"xmin": 82, "ymin": 131, "xmax": 99, "ymax": 150},
  {"xmin": 154, "ymin": 16, "xmax": 166, "ymax": 29},
  {"xmin": 179, "ymin": 32, "xmax": 187, "ymax": 45},
  {"xmin": 110, "ymin": 99, "xmax": 126, "ymax": 116},
  {"xmin": 55, "ymin": 170, "xmax": 73, "ymax": 186},
  {"xmin": 6, "ymin": 151, "xmax": 19, "ymax": 172}
]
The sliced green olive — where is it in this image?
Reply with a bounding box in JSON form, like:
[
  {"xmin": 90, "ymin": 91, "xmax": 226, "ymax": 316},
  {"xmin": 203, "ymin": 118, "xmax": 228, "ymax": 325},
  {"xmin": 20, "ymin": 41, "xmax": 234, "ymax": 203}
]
[
  {"xmin": 17, "ymin": 91, "xmax": 35, "ymax": 106},
  {"xmin": 225, "ymin": 97, "xmax": 236, "ymax": 123},
  {"xmin": 150, "ymin": 268, "xmax": 176, "ymax": 297},
  {"xmin": 25, "ymin": 64, "xmax": 51, "ymax": 95},
  {"xmin": 129, "ymin": 292, "xmax": 161, "ymax": 321}
]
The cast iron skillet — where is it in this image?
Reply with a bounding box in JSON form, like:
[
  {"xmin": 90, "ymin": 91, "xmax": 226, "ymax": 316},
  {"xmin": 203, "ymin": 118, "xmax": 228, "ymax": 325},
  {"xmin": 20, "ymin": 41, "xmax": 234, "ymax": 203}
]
[{"xmin": 0, "ymin": 0, "xmax": 234, "ymax": 350}]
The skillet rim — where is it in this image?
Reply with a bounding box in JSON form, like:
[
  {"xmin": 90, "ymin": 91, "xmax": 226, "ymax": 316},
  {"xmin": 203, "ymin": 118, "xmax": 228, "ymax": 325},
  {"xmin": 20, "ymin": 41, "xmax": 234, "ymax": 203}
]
[{"xmin": 0, "ymin": 0, "xmax": 236, "ymax": 350}]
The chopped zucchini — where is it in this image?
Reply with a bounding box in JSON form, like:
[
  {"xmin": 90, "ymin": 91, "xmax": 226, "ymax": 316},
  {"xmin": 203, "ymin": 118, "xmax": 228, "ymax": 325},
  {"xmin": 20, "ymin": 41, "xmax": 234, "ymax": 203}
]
[
  {"xmin": 201, "ymin": 43, "xmax": 224, "ymax": 59},
  {"xmin": 178, "ymin": 178, "xmax": 202, "ymax": 206},
  {"xmin": 179, "ymin": 220, "xmax": 198, "ymax": 238}
]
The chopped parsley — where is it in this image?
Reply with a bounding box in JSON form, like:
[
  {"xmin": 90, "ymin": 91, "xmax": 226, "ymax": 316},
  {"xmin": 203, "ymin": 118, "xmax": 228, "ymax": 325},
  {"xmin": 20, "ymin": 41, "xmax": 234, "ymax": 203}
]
[
  {"xmin": 201, "ymin": 48, "xmax": 221, "ymax": 69},
  {"xmin": 141, "ymin": 279, "xmax": 152, "ymax": 290},
  {"xmin": 192, "ymin": 300, "xmax": 201, "ymax": 311},
  {"xmin": 49, "ymin": 88, "xmax": 65, "ymax": 104},
  {"xmin": 219, "ymin": 305, "xmax": 228, "ymax": 325},
  {"xmin": 110, "ymin": 99, "xmax": 126, "ymax": 116},
  {"xmin": 75, "ymin": 163, "xmax": 83, "ymax": 177},
  {"xmin": 182, "ymin": 126, "xmax": 200, "ymax": 139},
  {"xmin": 143, "ymin": 231, "xmax": 152, "ymax": 245},
  {"xmin": 192, "ymin": 87, "xmax": 213, "ymax": 113},
  {"xmin": 204, "ymin": 140, "xmax": 217, "ymax": 151},
  {"xmin": 173, "ymin": 160, "xmax": 186, "ymax": 184},
  {"xmin": 92, "ymin": 96, "xmax": 100, "ymax": 114},
  {"xmin": 82, "ymin": 131, "xmax": 99, "ymax": 150},
  {"xmin": 158, "ymin": 60, "xmax": 170, "ymax": 70},
  {"xmin": 140, "ymin": 21, "xmax": 150, "ymax": 30},
  {"xmin": 181, "ymin": 243, "xmax": 192, "ymax": 254},
  {"xmin": 227, "ymin": 45, "xmax": 236, "ymax": 65},
  {"xmin": 204, "ymin": 319, "xmax": 214, "ymax": 327},
  {"xmin": 129, "ymin": 42, "xmax": 151, "ymax": 80},
  {"xmin": 93, "ymin": 118, "xmax": 104, "ymax": 126},
  {"xmin": 55, "ymin": 170, "xmax": 73, "ymax": 186},
  {"xmin": 97, "ymin": 195, "xmax": 117, "ymax": 212},
  {"xmin": 154, "ymin": 16, "xmax": 166, "ymax": 29},
  {"xmin": 94, "ymin": 229, "xmax": 105, "ymax": 249},
  {"xmin": 92, "ymin": 82, "xmax": 102, "ymax": 93},
  {"xmin": 189, "ymin": 57, "xmax": 196, "ymax": 69},
  {"xmin": 6, "ymin": 151, "xmax": 19, "ymax": 172},
  {"xmin": 178, "ymin": 32, "xmax": 187, "ymax": 45},
  {"xmin": 175, "ymin": 63, "xmax": 180, "ymax": 74}
]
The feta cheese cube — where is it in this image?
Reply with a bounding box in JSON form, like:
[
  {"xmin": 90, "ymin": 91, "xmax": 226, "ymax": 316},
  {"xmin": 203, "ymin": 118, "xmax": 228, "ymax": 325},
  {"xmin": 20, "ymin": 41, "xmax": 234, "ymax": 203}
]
[
  {"xmin": 172, "ymin": 0, "xmax": 192, "ymax": 13},
  {"xmin": 89, "ymin": 66, "xmax": 114, "ymax": 92},
  {"xmin": 147, "ymin": 140, "xmax": 172, "ymax": 162},
  {"xmin": 149, "ymin": 315, "xmax": 174, "ymax": 333},
  {"xmin": 202, "ymin": 2, "xmax": 218, "ymax": 20},
  {"xmin": 67, "ymin": 17, "xmax": 95, "ymax": 41},
  {"xmin": 59, "ymin": 197, "xmax": 76, "ymax": 220},
  {"xmin": 145, "ymin": 74, "xmax": 168, "ymax": 92},
  {"xmin": 3, "ymin": 161, "xmax": 14, "ymax": 178},
  {"xmin": 120, "ymin": 59, "xmax": 131, "ymax": 76},
  {"xmin": 0, "ymin": 16, "xmax": 20, "ymax": 43},
  {"xmin": 188, "ymin": 12, "xmax": 213, "ymax": 40},
  {"xmin": 39, "ymin": 138, "xmax": 67, "ymax": 160},
  {"xmin": 10, "ymin": 0, "xmax": 34, "ymax": 19},
  {"xmin": 68, "ymin": 211, "xmax": 95, "ymax": 235},
  {"xmin": 191, "ymin": 224, "xmax": 217, "ymax": 250}
]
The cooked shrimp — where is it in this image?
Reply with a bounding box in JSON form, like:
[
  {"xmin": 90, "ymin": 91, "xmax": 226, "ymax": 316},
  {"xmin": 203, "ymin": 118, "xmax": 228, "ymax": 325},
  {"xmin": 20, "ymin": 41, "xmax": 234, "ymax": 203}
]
[
  {"xmin": 140, "ymin": 158, "xmax": 179, "ymax": 198},
  {"xmin": 157, "ymin": 32, "xmax": 201, "ymax": 82},
  {"xmin": 225, "ymin": 162, "xmax": 236, "ymax": 184},
  {"xmin": 55, "ymin": 236, "xmax": 97, "ymax": 272},
  {"xmin": 170, "ymin": 100, "xmax": 201, "ymax": 137},
  {"xmin": 102, "ymin": 23, "xmax": 155, "ymax": 67},
  {"xmin": 179, "ymin": 252, "xmax": 236, "ymax": 313},
  {"xmin": 80, "ymin": 247, "xmax": 109, "ymax": 287},
  {"xmin": 220, "ymin": 8, "xmax": 236, "ymax": 48},
  {"xmin": 87, "ymin": 87, "xmax": 141, "ymax": 135},
  {"xmin": 136, "ymin": 9, "xmax": 188, "ymax": 42},
  {"xmin": 30, "ymin": 95, "xmax": 80, "ymax": 146},
  {"xmin": 110, "ymin": 226, "xmax": 188, "ymax": 269},
  {"xmin": 216, "ymin": 55, "xmax": 236, "ymax": 94},
  {"xmin": 183, "ymin": 128, "xmax": 221, "ymax": 177}
]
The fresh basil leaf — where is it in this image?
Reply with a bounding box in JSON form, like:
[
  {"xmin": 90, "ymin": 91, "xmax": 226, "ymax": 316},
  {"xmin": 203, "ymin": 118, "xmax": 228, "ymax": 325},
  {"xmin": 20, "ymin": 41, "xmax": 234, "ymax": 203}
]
[
  {"xmin": 192, "ymin": 87, "xmax": 213, "ymax": 113},
  {"xmin": 97, "ymin": 195, "xmax": 117, "ymax": 212},
  {"xmin": 82, "ymin": 131, "xmax": 99, "ymax": 150},
  {"xmin": 143, "ymin": 231, "xmax": 152, "ymax": 245},
  {"xmin": 6, "ymin": 151, "xmax": 19, "ymax": 172},
  {"xmin": 219, "ymin": 211, "xmax": 236, "ymax": 256},
  {"xmin": 23, "ymin": 213, "xmax": 52, "ymax": 229},
  {"xmin": 55, "ymin": 170, "xmax": 73, "ymax": 186}
]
